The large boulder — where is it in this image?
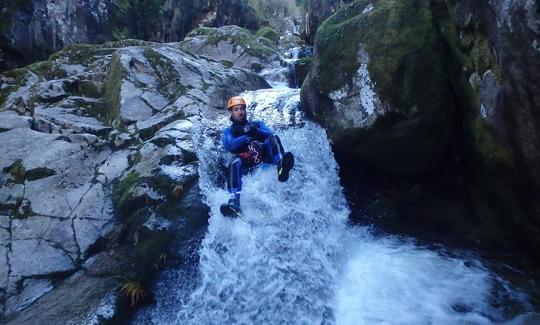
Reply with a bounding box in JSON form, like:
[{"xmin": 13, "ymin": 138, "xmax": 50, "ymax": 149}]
[
  {"xmin": 180, "ymin": 25, "xmax": 281, "ymax": 72},
  {"xmin": 301, "ymin": 0, "xmax": 454, "ymax": 176},
  {"xmin": 430, "ymin": 0, "xmax": 540, "ymax": 256},
  {"xmin": 302, "ymin": 0, "xmax": 540, "ymax": 259},
  {"xmin": 0, "ymin": 39, "xmax": 268, "ymax": 321},
  {"xmin": 302, "ymin": 0, "xmax": 354, "ymax": 44}
]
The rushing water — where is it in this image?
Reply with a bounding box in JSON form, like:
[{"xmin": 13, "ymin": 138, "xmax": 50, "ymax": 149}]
[{"xmin": 133, "ymin": 85, "xmax": 537, "ymax": 324}]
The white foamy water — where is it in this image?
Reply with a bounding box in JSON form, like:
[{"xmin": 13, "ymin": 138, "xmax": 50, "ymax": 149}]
[{"xmin": 134, "ymin": 87, "xmax": 533, "ymax": 325}]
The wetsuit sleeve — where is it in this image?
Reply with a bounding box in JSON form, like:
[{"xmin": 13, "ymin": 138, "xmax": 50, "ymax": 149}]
[
  {"xmin": 253, "ymin": 121, "xmax": 273, "ymax": 139},
  {"xmin": 222, "ymin": 127, "xmax": 251, "ymax": 152}
]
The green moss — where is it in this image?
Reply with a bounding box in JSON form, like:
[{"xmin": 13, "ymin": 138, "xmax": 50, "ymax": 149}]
[
  {"xmin": 0, "ymin": 72, "xmax": 23, "ymax": 105},
  {"xmin": 25, "ymin": 167, "xmax": 56, "ymax": 181},
  {"xmin": 25, "ymin": 60, "xmax": 55, "ymax": 79},
  {"xmin": 127, "ymin": 150, "xmax": 142, "ymax": 169},
  {"xmin": 186, "ymin": 26, "xmax": 278, "ymax": 59},
  {"xmin": 316, "ymin": 0, "xmax": 445, "ymax": 113},
  {"xmin": 113, "ymin": 170, "xmax": 141, "ymax": 209},
  {"xmin": 49, "ymin": 44, "xmax": 109, "ymax": 66},
  {"xmin": 471, "ymin": 118, "xmax": 512, "ymax": 171},
  {"xmin": 257, "ymin": 36, "xmax": 276, "ymax": 49},
  {"xmin": 256, "ymin": 27, "xmax": 280, "ymax": 44},
  {"xmin": 77, "ymin": 80, "xmax": 105, "ymax": 98},
  {"xmin": 3, "ymin": 159, "xmax": 25, "ymax": 184},
  {"xmin": 110, "ymin": 0, "xmax": 163, "ymax": 41},
  {"xmin": 294, "ymin": 57, "xmax": 312, "ymax": 85},
  {"xmin": 219, "ymin": 60, "xmax": 234, "ymax": 68},
  {"xmin": 143, "ymin": 48, "xmax": 185, "ymax": 99},
  {"xmin": 102, "ymin": 39, "xmax": 154, "ymax": 48},
  {"xmin": 103, "ymin": 52, "xmax": 125, "ymax": 126}
]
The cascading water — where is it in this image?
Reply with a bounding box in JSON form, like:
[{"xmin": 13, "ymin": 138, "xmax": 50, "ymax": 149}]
[{"xmin": 134, "ymin": 86, "xmax": 536, "ymax": 324}]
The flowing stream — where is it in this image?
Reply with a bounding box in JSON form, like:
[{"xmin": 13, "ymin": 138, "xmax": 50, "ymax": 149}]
[{"xmin": 134, "ymin": 59, "xmax": 536, "ymax": 325}]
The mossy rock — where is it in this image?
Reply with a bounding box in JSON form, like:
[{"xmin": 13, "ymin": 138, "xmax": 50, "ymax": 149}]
[
  {"xmin": 102, "ymin": 52, "xmax": 125, "ymax": 126},
  {"xmin": 2, "ymin": 160, "xmax": 56, "ymax": 184},
  {"xmin": 113, "ymin": 170, "xmax": 142, "ymax": 212},
  {"xmin": 0, "ymin": 68, "xmax": 40, "ymax": 106},
  {"xmin": 314, "ymin": 0, "xmax": 446, "ymax": 112},
  {"xmin": 3, "ymin": 159, "xmax": 25, "ymax": 184},
  {"xmin": 142, "ymin": 48, "xmax": 186, "ymax": 99},
  {"xmin": 304, "ymin": 0, "xmax": 454, "ymax": 176},
  {"xmin": 293, "ymin": 57, "xmax": 312, "ymax": 85},
  {"xmin": 220, "ymin": 60, "xmax": 234, "ymax": 68},
  {"xmin": 184, "ymin": 26, "xmax": 278, "ymax": 60},
  {"xmin": 101, "ymin": 39, "xmax": 155, "ymax": 48},
  {"xmin": 49, "ymin": 43, "xmax": 116, "ymax": 66},
  {"xmin": 430, "ymin": 6, "xmax": 540, "ymax": 253},
  {"xmin": 25, "ymin": 167, "xmax": 56, "ymax": 181},
  {"xmin": 256, "ymin": 27, "xmax": 280, "ymax": 44}
]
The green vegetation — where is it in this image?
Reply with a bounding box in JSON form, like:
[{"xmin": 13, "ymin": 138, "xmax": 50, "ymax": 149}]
[
  {"xmin": 2, "ymin": 160, "xmax": 56, "ymax": 184},
  {"xmin": 103, "ymin": 52, "xmax": 125, "ymax": 126},
  {"xmin": 471, "ymin": 119, "xmax": 512, "ymax": 171},
  {"xmin": 249, "ymin": 0, "xmax": 302, "ymax": 30},
  {"xmin": 142, "ymin": 47, "xmax": 191, "ymax": 100},
  {"xmin": 3, "ymin": 159, "xmax": 25, "ymax": 184},
  {"xmin": 24, "ymin": 167, "xmax": 56, "ymax": 181},
  {"xmin": 219, "ymin": 60, "xmax": 234, "ymax": 68},
  {"xmin": 0, "ymin": 69, "xmax": 37, "ymax": 106},
  {"xmin": 256, "ymin": 27, "xmax": 280, "ymax": 44},
  {"xmin": 306, "ymin": 0, "xmax": 454, "ymax": 176},
  {"xmin": 111, "ymin": 0, "xmax": 163, "ymax": 41},
  {"xmin": 315, "ymin": 0, "xmax": 446, "ymax": 114},
  {"xmin": 113, "ymin": 170, "xmax": 141, "ymax": 209},
  {"xmin": 117, "ymin": 276, "xmax": 147, "ymax": 307},
  {"xmin": 186, "ymin": 26, "xmax": 278, "ymax": 59}
]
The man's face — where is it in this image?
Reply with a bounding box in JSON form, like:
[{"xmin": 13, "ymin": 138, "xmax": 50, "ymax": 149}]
[{"xmin": 230, "ymin": 105, "xmax": 246, "ymax": 123}]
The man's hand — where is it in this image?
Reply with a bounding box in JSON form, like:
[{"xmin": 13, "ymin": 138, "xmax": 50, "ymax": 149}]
[{"xmin": 243, "ymin": 122, "xmax": 258, "ymax": 135}]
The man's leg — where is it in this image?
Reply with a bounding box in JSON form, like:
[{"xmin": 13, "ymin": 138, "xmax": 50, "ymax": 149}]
[
  {"xmin": 264, "ymin": 135, "xmax": 285, "ymax": 164},
  {"xmin": 226, "ymin": 158, "xmax": 243, "ymax": 209},
  {"xmin": 263, "ymin": 135, "xmax": 294, "ymax": 182}
]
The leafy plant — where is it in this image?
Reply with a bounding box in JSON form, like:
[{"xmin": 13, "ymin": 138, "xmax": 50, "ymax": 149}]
[{"xmin": 117, "ymin": 276, "xmax": 147, "ymax": 307}]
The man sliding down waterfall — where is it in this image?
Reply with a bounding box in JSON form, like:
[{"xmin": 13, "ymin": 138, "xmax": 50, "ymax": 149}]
[{"xmin": 220, "ymin": 96, "xmax": 295, "ymax": 217}]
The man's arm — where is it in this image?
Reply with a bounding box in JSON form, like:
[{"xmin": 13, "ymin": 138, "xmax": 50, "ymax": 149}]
[
  {"xmin": 222, "ymin": 127, "xmax": 252, "ymax": 152},
  {"xmin": 252, "ymin": 121, "xmax": 273, "ymax": 138}
]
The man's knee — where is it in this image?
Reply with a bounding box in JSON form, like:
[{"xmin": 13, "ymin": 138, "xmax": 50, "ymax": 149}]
[{"xmin": 229, "ymin": 157, "xmax": 242, "ymax": 168}]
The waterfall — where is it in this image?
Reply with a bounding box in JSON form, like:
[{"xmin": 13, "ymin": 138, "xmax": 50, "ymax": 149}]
[{"xmin": 134, "ymin": 86, "xmax": 533, "ymax": 324}]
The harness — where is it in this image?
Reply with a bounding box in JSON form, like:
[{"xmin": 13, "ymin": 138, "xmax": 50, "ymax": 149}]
[{"xmin": 238, "ymin": 141, "xmax": 264, "ymax": 165}]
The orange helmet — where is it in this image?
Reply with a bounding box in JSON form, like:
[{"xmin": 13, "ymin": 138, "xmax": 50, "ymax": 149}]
[{"xmin": 227, "ymin": 96, "xmax": 246, "ymax": 110}]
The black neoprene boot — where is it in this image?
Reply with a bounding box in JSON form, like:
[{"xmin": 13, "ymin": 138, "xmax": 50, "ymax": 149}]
[{"xmin": 277, "ymin": 152, "xmax": 294, "ymax": 182}]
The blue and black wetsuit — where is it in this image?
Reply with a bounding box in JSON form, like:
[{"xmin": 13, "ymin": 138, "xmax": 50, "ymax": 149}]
[{"xmin": 222, "ymin": 119, "xmax": 285, "ymax": 195}]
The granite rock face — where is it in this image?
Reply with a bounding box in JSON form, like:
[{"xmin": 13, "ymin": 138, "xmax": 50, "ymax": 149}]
[
  {"xmin": 0, "ymin": 0, "xmax": 304, "ymax": 72},
  {"xmin": 302, "ymin": 0, "xmax": 452, "ymax": 176},
  {"xmin": 180, "ymin": 25, "xmax": 281, "ymax": 72},
  {"xmin": 302, "ymin": 0, "xmax": 354, "ymax": 44},
  {"xmin": 0, "ymin": 39, "xmax": 269, "ymax": 322},
  {"xmin": 302, "ymin": 0, "xmax": 540, "ymax": 257},
  {"xmin": 0, "ymin": 0, "xmax": 116, "ymax": 71},
  {"xmin": 432, "ymin": 0, "xmax": 540, "ymax": 255}
]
